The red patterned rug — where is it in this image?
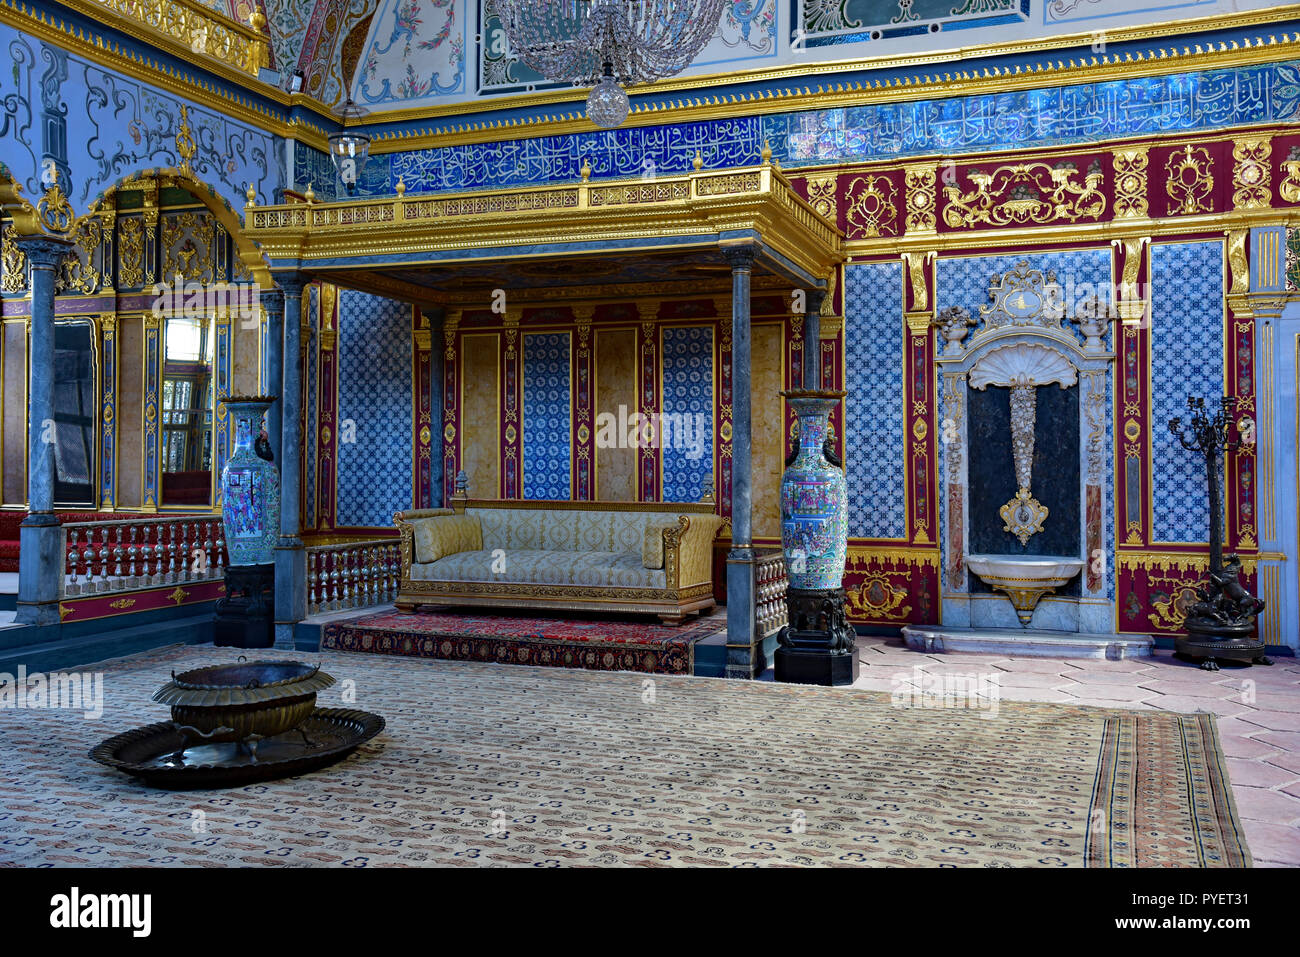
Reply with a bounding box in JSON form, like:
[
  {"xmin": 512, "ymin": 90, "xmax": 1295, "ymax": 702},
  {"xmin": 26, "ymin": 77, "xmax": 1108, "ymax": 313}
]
[{"xmin": 321, "ymin": 608, "xmax": 723, "ymax": 675}]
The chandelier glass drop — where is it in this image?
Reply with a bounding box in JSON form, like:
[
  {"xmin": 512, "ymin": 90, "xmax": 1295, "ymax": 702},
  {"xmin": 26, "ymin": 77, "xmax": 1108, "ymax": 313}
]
[{"xmin": 495, "ymin": 0, "xmax": 730, "ymax": 129}]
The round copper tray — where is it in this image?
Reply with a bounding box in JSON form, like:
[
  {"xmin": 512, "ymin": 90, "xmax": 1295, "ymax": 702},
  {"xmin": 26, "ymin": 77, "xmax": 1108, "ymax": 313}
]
[{"xmin": 89, "ymin": 708, "xmax": 385, "ymax": 789}]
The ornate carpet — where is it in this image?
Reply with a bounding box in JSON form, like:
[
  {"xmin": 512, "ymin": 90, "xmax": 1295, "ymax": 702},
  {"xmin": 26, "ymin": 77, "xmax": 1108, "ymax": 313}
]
[
  {"xmin": 321, "ymin": 608, "xmax": 724, "ymax": 675},
  {"xmin": 0, "ymin": 645, "xmax": 1250, "ymax": 867}
]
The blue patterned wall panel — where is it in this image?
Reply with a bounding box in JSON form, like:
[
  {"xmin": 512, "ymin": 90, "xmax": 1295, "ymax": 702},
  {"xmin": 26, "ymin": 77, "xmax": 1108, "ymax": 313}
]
[
  {"xmin": 845, "ymin": 261, "xmax": 906, "ymax": 539},
  {"xmin": 336, "ymin": 291, "xmax": 413, "ymax": 526},
  {"xmin": 661, "ymin": 325, "xmax": 715, "ymax": 504},
  {"xmin": 305, "ymin": 284, "xmax": 319, "ymax": 529},
  {"xmin": 1150, "ymin": 240, "xmax": 1225, "ymax": 543},
  {"xmin": 522, "ymin": 332, "xmax": 572, "ymax": 500},
  {"xmin": 0, "ymin": 27, "xmax": 282, "ymax": 217},
  {"xmin": 354, "ymin": 60, "xmax": 1300, "ymax": 196}
]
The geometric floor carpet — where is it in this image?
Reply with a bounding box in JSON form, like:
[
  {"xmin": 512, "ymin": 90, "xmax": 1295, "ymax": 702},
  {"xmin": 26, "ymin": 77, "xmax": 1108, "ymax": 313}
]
[
  {"xmin": 322, "ymin": 608, "xmax": 724, "ymax": 675},
  {"xmin": 0, "ymin": 644, "xmax": 1250, "ymax": 867}
]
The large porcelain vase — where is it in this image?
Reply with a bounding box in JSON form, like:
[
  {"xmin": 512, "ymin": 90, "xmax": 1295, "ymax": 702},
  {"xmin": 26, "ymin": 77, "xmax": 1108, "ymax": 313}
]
[
  {"xmin": 780, "ymin": 390, "xmax": 848, "ymax": 591},
  {"xmin": 220, "ymin": 396, "xmax": 280, "ymax": 567}
]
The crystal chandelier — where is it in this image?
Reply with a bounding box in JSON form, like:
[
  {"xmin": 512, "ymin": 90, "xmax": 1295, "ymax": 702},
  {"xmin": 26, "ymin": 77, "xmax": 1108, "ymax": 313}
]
[
  {"xmin": 495, "ymin": 0, "xmax": 730, "ymax": 129},
  {"xmin": 327, "ymin": 96, "xmax": 371, "ymax": 196}
]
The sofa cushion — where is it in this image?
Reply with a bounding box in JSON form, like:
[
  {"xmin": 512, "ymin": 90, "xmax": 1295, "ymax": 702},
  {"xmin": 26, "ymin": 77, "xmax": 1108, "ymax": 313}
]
[
  {"xmin": 413, "ymin": 515, "xmax": 482, "ymax": 565},
  {"xmin": 413, "ymin": 548, "xmax": 667, "ymax": 590}
]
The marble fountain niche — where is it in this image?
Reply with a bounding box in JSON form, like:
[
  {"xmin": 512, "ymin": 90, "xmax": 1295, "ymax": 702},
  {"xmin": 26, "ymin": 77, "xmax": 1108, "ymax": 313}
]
[{"xmin": 904, "ymin": 261, "xmax": 1152, "ymax": 660}]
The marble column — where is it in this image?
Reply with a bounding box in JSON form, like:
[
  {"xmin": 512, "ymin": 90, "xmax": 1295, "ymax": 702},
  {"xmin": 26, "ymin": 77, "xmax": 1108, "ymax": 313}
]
[
  {"xmin": 261, "ymin": 288, "xmax": 285, "ymax": 463},
  {"xmin": 15, "ymin": 236, "xmax": 73, "ymax": 625},
  {"xmin": 803, "ymin": 289, "xmax": 825, "ymax": 389},
  {"xmin": 724, "ymin": 244, "xmax": 757, "ymax": 677},
  {"xmin": 274, "ymin": 275, "xmax": 307, "ymax": 649}
]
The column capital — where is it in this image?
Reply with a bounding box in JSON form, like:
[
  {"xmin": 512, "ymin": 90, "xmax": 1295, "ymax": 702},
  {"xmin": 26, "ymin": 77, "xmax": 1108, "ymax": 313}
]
[
  {"xmin": 721, "ymin": 242, "xmax": 757, "ymax": 269},
  {"xmin": 15, "ymin": 234, "xmax": 74, "ymax": 268},
  {"xmin": 275, "ymin": 273, "xmax": 308, "ymax": 297}
]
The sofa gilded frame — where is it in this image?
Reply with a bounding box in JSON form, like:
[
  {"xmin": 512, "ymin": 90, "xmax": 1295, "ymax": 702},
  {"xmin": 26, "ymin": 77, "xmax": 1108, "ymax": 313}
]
[{"xmin": 393, "ymin": 497, "xmax": 723, "ymax": 624}]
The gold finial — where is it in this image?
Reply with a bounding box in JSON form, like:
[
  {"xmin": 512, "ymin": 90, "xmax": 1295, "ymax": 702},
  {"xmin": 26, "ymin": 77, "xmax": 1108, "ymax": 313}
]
[
  {"xmin": 35, "ymin": 164, "xmax": 73, "ymax": 234},
  {"xmin": 249, "ymin": 9, "xmax": 266, "ymax": 32},
  {"xmin": 304, "ymin": 182, "xmax": 315, "ymax": 203},
  {"xmin": 692, "ymin": 150, "xmax": 704, "ymax": 171},
  {"xmin": 395, "ymin": 177, "xmax": 406, "ymax": 197},
  {"xmin": 245, "ymin": 183, "xmax": 257, "ymax": 208},
  {"xmin": 580, "ymin": 158, "xmax": 591, "ymax": 182},
  {"xmin": 761, "ymin": 139, "xmax": 773, "ymax": 164}
]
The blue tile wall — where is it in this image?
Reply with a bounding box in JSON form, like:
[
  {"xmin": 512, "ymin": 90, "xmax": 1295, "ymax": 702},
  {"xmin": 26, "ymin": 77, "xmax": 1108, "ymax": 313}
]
[
  {"xmin": 354, "ymin": 60, "xmax": 1300, "ymax": 196},
  {"xmin": 1150, "ymin": 240, "xmax": 1225, "ymax": 543},
  {"xmin": 522, "ymin": 332, "xmax": 572, "ymax": 501},
  {"xmin": 845, "ymin": 261, "xmax": 906, "ymax": 539},
  {"xmin": 336, "ymin": 291, "xmax": 413, "ymax": 527},
  {"xmin": 661, "ymin": 325, "xmax": 715, "ymax": 504}
]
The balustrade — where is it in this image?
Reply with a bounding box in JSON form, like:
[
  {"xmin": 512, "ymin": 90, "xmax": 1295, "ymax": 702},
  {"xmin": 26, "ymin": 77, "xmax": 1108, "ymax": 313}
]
[
  {"xmin": 61, "ymin": 516, "xmax": 225, "ymax": 598},
  {"xmin": 306, "ymin": 540, "xmax": 401, "ymax": 615},
  {"xmin": 755, "ymin": 549, "xmax": 789, "ymax": 641}
]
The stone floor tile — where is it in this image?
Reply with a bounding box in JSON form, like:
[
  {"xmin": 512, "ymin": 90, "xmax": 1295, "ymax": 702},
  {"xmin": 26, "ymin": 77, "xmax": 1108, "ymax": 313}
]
[
  {"xmin": 1252, "ymin": 730, "xmax": 1300, "ymax": 752},
  {"xmin": 1060, "ymin": 683, "xmax": 1153, "ymax": 702},
  {"xmin": 1251, "ymin": 693, "xmax": 1300, "ymax": 714},
  {"xmin": 1063, "ymin": 670, "xmax": 1157, "ymax": 686},
  {"xmin": 1231, "ymin": 788, "xmax": 1300, "ymax": 826},
  {"xmin": 1264, "ymin": 751, "xmax": 1300, "ymax": 776},
  {"xmin": 1137, "ymin": 678, "xmax": 1241, "ymax": 697},
  {"xmin": 1225, "ymin": 758, "xmax": 1300, "ymax": 789},
  {"xmin": 1219, "ymin": 735, "xmax": 1286, "ymax": 760},
  {"xmin": 1148, "ymin": 694, "xmax": 1254, "ymax": 717},
  {"xmin": 993, "ymin": 658, "xmax": 1084, "ymax": 673},
  {"xmin": 1240, "ymin": 821, "xmax": 1300, "ymax": 866}
]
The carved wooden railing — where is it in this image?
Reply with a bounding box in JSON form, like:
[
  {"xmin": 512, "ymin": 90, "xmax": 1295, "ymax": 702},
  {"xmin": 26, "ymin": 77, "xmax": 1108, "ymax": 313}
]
[
  {"xmin": 307, "ymin": 540, "xmax": 401, "ymax": 615},
  {"xmin": 755, "ymin": 549, "xmax": 789, "ymax": 641},
  {"xmin": 61, "ymin": 516, "xmax": 225, "ymax": 598}
]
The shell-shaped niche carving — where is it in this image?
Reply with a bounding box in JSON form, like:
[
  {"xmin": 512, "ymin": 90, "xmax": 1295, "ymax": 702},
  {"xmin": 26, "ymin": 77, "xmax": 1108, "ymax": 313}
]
[{"xmin": 969, "ymin": 342, "xmax": 1078, "ymax": 391}]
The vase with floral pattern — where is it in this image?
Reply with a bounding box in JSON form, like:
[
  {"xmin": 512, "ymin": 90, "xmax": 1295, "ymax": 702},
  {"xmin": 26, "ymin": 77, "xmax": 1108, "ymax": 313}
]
[
  {"xmin": 779, "ymin": 390, "xmax": 848, "ymax": 590},
  {"xmin": 220, "ymin": 396, "xmax": 280, "ymax": 567}
]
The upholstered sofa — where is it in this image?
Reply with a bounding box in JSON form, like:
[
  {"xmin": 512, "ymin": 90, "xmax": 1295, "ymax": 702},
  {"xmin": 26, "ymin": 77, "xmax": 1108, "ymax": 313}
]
[{"xmin": 393, "ymin": 499, "xmax": 723, "ymax": 624}]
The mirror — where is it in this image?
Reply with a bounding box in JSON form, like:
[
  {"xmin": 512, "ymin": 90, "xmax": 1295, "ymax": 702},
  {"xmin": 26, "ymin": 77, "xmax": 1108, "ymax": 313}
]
[
  {"xmin": 52, "ymin": 320, "xmax": 96, "ymax": 507},
  {"xmin": 160, "ymin": 315, "xmax": 214, "ymax": 506}
]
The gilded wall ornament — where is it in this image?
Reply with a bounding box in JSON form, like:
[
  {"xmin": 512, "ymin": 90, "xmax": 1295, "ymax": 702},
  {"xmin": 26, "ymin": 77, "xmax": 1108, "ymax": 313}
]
[
  {"xmin": 1, "ymin": 224, "xmax": 26, "ymax": 293},
  {"xmin": 36, "ymin": 167, "xmax": 74, "ymax": 234},
  {"xmin": 975, "ymin": 260, "xmax": 1066, "ymax": 340},
  {"xmin": 844, "ymin": 174, "xmax": 897, "ymax": 237},
  {"xmin": 1166, "ymin": 145, "xmax": 1214, "ymax": 215},
  {"xmin": 176, "ymin": 105, "xmax": 198, "ymax": 176},
  {"xmin": 58, "ymin": 218, "xmax": 104, "ymax": 295},
  {"xmin": 1112, "ymin": 147, "xmax": 1149, "ymax": 218},
  {"xmin": 941, "ymin": 160, "xmax": 1106, "ymax": 229},
  {"xmin": 1282, "ymin": 152, "xmax": 1300, "ymax": 204},
  {"xmin": 805, "ymin": 174, "xmax": 838, "ymax": 222},
  {"xmin": 1231, "ymin": 137, "xmax": 1272, "ymax": 210},
  {"xmin": 903, "ymin": 164, "xmax": 937, "ymax": 232}
]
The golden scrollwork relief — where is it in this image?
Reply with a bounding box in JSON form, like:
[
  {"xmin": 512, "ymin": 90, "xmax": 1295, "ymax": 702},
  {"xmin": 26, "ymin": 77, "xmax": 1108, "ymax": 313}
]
[
  {"xmin": 1231, "ymin": 136, "xmax": 1272, "ymax": 210},
  {"xmin": 175, "ymin": 105, "xmax": 197, "ymax": 176},
  {"xmin": 58, "ymin": 217, "xmax": 104, "ymax": 295},
  {"xmin": 1166, "ymin": 145, "xmax": 1214, "ymax": 215},
  {"xmin": 942, "ymin": 161, "xmax": 1106, "ymax": 229},
  {"xmin": 903, "ymin": 164, "xmax": 937, "ymax": 233},
  {"xmin": 37, "ymin": 167, "xmax": 74, "ymax": 234},
  {"xmin": 844, "ymin": 174, "xmax": 897, "ymax": 237},
  {"xmin": 1, "ymin": 223, "xmax": 26, "ymax": 293},
  {"xmin": 1146, "ymin": 576, "xmax": 1203, "ymax": 631},
  {"xmin": 845, "ymin": 575, "xmax": 912, "ymax": 621},
  {"xmin": 1227, "ymin": 229, "xmax": 1249, "ymax": 295},
  {"xmin": 161, "ymin": 210, "xmax": 214, "ymax": 284},
  {"xmin": 1113, "ymin": 147, "xmax": 1149, "ymax": 218},
  {"xmin": 804, "ymin": 175, "xmax": 838, "ymax": 222},
  {"xmin": 1282, "ymin": 153, "xmax": 1300, "ymax": 204}
]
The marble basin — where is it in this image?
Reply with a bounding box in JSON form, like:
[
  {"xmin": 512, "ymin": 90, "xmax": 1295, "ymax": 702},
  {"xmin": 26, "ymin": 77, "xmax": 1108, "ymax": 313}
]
[{"xmin": 967, "ymin": 555, "xmax": 1085, "ymax": 628}]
